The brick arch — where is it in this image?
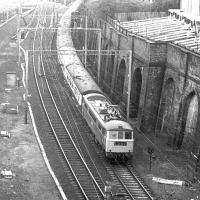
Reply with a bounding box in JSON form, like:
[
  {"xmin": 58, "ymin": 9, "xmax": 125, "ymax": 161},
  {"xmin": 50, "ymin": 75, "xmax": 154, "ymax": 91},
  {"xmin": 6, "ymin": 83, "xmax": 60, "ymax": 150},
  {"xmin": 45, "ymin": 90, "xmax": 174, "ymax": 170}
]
[
  {"xmin": 104, "ymin": 52, "xmax": 115, "ymax": 95},
  {"xmin": 100, "ymin": 44, "xmax": 109, "ymax": 87},
  {"xmin": 177, "ymin": 91, "xmax": 199, "ymax": 150},
  {"xmin": 129, "ymin": 68, "xmax": 142, "ymax": 118},
  {"xmin": 113, "ymin": 58, "xmax": 126, "ymax": 104},
  {"xmin": 89, "ymin": 19, "xmax": 98, "ymax": 50},
  {"xmin": 156, "ymin": 78, "xmax": 175, "ymax": 137}
]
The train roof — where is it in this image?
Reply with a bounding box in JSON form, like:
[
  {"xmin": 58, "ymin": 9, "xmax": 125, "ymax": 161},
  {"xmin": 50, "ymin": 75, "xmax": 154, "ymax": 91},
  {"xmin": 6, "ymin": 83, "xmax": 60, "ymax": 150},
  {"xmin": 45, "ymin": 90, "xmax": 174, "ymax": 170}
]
[
  {"xmin": 104, "ymin": 120, "xmax": 133, "ymax": 131},
  {"xmin": 84, "ymin": 93, "xmax": 133, "ymax": 130},
  {"xmin": 58, "ymin": 46, "xmax": 102, "ymax": 95}
]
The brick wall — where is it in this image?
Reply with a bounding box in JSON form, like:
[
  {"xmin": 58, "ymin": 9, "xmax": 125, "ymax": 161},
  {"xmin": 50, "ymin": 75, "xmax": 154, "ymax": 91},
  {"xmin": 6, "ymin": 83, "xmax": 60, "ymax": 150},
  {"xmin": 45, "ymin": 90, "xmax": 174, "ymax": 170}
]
[{"xmin": 84, "ymin": 9, "xmax": 200, "ymax": 153}]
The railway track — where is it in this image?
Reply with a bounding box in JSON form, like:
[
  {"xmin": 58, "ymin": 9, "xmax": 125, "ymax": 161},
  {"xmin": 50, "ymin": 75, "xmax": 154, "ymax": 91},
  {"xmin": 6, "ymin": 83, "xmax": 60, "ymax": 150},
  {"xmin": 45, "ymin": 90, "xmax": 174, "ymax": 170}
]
[
  {"xmin": 22, "ymin": 1, "xmax": 157, "ymax": 200},
  {"xmin": 39, "ymin": 33, "xmax": 106, "ymax": 198},
  {"xmin": 107, "ymin": 162, "xmax": 154, "ymax": 200},
  {"xmin": 41, "ymin": 28, "xmax": 155, "ymax": 200},
  {"xmin": 28, "ymin": 2, "xmax": 105, "ymax": 200}
]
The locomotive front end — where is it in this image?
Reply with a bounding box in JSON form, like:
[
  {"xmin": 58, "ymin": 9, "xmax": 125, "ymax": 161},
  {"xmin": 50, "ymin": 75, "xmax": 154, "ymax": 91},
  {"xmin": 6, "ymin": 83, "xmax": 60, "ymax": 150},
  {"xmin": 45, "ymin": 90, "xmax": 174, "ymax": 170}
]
[{"xmin": 105, "ymin": 124, "xmax": 134, "ymax": 160}]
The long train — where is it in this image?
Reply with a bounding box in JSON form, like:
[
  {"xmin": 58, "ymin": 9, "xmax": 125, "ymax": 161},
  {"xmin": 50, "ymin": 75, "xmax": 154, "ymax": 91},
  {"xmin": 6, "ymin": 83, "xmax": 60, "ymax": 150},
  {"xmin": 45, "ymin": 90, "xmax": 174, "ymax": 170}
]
[{"xmin": 56, "ymin": 0, "xmax": 134, "ymax": 159}]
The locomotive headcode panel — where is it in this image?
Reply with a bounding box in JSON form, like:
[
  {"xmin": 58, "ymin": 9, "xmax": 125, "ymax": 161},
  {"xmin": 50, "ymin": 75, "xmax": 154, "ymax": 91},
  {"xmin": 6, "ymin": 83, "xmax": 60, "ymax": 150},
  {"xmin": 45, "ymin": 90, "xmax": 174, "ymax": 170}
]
[{"xmin": 106, "ymin": 124, "xmax": 133, "ymax": 156}]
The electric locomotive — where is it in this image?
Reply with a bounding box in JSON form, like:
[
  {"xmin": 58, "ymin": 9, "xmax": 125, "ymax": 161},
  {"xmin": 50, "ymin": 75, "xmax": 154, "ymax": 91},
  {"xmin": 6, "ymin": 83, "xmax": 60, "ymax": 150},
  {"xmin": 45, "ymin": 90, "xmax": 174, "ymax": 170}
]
[
  {"xmin": 82, "ymin": 93, "xmax": 133, "ymax": 159},
  {"xmin": 57, "ymin": 0, "xmax": 134, "ymax": 159}
]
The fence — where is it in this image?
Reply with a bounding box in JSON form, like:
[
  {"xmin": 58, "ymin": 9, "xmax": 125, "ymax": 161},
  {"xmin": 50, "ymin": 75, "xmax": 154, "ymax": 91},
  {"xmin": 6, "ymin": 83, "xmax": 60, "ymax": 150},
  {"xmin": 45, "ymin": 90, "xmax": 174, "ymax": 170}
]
[
  {"xmin": 114, "ymin": 12, "xmax": 167, "ymax": 22},
  {"xmin": 106, "ymin": 15, "xmax": 132, "ymax": 36}
]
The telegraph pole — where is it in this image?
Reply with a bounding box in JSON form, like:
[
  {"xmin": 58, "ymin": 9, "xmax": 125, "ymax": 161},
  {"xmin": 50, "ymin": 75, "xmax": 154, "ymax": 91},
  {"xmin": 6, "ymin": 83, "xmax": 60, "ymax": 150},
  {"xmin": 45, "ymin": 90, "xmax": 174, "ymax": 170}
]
[
  {"xmin": 17, "ymin": 1, "xmax": 22, "ymax": 71},
  {"xmin": 24, "ymin": 51, "xmax": 29, "ymax": 124},
  {"xmin": 84, "ymin": 16, "xmax": 88, "ymax": 68},
  {"xmin": 149, "ymin": 0, "xmax": 153, "ymax": 19},
  {"xmin": 97, "ymin": 30, "xmax": 102, "ymax": 84}
]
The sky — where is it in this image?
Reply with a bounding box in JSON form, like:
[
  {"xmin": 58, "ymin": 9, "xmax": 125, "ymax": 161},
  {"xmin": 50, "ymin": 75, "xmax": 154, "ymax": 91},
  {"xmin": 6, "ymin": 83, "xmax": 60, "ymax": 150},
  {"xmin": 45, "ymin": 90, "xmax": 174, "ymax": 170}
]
[
  {"xmin": 0, "ymin": 0, "xmax": 38, "ymax": 6},
  {"xmin": 0, "ymin": 0, "xmax": 19, "ymax": 5}
]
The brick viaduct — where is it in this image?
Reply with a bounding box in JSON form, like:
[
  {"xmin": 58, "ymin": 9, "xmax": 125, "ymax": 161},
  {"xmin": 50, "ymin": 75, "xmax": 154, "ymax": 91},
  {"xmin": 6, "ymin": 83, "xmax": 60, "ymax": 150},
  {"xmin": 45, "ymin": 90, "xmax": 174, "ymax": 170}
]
[{"xmin": 73, "ymin": 9, "xmax": 200, "ymax": 156}]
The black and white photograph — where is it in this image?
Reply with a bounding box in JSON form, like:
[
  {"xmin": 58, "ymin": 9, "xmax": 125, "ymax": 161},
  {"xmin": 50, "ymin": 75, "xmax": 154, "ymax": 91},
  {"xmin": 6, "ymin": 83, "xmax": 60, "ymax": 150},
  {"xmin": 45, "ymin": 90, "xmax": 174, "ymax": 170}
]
[{"xmin": 0, "ymin": 0, "xmax": 200, "ymax": 199}]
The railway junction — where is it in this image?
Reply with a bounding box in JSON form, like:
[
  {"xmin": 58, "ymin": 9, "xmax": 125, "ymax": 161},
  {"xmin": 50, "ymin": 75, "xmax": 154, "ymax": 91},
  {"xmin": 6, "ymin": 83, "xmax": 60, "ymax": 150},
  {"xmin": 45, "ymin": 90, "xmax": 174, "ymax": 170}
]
[{"xmin": 0, "ymin": 0, "xmax": 200, "ymax": 200}]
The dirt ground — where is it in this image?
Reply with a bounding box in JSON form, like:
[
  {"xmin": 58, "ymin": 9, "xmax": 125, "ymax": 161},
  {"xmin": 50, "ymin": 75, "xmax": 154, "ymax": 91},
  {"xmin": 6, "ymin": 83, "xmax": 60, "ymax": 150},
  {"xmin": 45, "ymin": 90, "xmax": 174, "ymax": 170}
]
[
  {"xmin": 0, "ymin": 26, "xmax": 62, "ymax": 200},
  {"xmin": 132, "ymin": 128, "xmax": 200, "ymax": 200}
]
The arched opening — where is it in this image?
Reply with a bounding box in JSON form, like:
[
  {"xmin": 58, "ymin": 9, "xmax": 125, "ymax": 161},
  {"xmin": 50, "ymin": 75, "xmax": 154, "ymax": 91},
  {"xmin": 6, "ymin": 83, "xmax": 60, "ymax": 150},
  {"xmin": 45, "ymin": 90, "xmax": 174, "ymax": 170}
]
[
  {"xmin": 87, "ymin": 29, "xmax": 98, "ymax": 78},
  {"xmin": 100, "ymin": 44, "xmax": 108, "ymax": 87},
  {"xmin": 104, "ymin": 54, "xmax": 115, "ymax": 95},
  {"xmin": 130, "ymin": 68, "xmax": 142, "ymax": 118},
  {"xmin": 113, "ymin": 59, "xmax": 126, "ymax": 104},
  {"xmin": 177, "ymin": 92, "xmax": 198, "ymax": 149},
  {"xmin": 88, "ymin": 30, "xmax": 93, "ymax": 50},
  {"xmin": 157, "ymin": 78, "xmax": 175, "ymax": 137}
]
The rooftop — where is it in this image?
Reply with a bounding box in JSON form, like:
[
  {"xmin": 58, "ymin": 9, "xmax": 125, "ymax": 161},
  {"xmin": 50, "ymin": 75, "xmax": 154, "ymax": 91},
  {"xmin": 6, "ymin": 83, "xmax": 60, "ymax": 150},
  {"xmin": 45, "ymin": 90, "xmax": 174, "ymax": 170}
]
[{"xmin": 118, "ymin": 9, "xmax": 200, "ymax": 53}]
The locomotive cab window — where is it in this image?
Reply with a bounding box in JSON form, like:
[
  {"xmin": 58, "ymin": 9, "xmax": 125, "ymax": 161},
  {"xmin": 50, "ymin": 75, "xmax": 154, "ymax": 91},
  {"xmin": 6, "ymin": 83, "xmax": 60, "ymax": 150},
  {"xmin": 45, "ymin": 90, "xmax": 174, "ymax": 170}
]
[
  {"xmin": 125, "ymin": 131, "xmax": 132, "ymax": 139},
  {"xmin": 109, "ymin": 131, "xmax": 118, "ymax": 139}
]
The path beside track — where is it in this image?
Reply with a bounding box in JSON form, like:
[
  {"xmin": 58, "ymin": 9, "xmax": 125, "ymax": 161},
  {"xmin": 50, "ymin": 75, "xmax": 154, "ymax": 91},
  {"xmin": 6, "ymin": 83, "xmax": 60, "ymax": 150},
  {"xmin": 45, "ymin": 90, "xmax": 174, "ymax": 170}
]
[{"xmin": 0, "ymin": 5, "xmax": 63, "ymax": 200}]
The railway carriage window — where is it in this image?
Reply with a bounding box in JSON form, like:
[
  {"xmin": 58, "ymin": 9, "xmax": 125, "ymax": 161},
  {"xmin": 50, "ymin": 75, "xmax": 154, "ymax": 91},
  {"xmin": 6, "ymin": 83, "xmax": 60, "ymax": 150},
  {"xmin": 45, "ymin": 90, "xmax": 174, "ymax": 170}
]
[
  {"xmin": 125, "ymin": 131, "xmax": 132, "ymax": 139},
  {"xmin": 89, "ymin": 110, "xmax": 96, "ymax": 122},
  {"xmin": 109, "ymin": 131, "xmax": 118, "ymax": 139},
  {"xmin": 118, "ymin": 131, "xmax": 123, "ymax": 139},
  {"xmin": 102, "ymin": 128, "xmax": 106, "ymax": 135}
]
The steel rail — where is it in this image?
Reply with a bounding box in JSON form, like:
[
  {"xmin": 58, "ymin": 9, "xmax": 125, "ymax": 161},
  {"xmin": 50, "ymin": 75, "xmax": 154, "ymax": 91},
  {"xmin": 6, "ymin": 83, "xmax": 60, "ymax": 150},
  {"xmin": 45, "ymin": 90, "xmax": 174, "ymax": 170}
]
[
  {"xmin": 31, "ymin": 3, "xmax": 87, "ymax": 200},
  {"xmin": 40, "ymin": 29, "xmax": 105, "ymax": 200},
  {"xmin": 31, "ymin": 3, "xmax": 104, "ymax": 200},
  {"xmin": 42, "ymin": 30, "xmax": 107, "ymax": 192},
  {"xmin": 43, "ymin": 31, "xmax": 156, "ymax": 200},
  {"xmin": 43, "ymin": 23, "xmax": 156, "ymax": 200}
]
